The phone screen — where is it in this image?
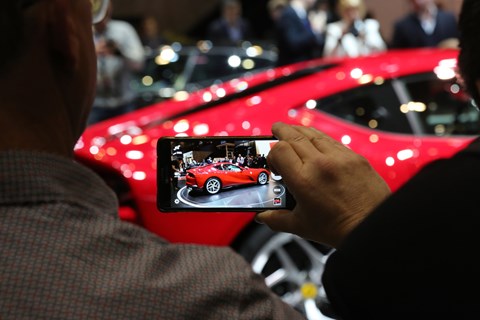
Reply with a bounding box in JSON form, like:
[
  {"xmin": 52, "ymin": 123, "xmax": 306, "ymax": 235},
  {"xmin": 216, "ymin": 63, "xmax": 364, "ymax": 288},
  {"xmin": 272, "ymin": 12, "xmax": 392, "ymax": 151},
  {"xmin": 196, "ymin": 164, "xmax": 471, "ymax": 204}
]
[{"xmin": 157, "ymin": 136, "xmax": 295, "ymax": 212}]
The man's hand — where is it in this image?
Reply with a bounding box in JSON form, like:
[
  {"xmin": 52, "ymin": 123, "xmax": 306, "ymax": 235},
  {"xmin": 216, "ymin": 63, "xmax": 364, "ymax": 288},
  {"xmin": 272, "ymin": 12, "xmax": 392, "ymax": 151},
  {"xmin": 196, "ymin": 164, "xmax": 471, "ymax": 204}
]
[
  {"xmin": 256, "ymin": 123, "xmax": 391, "ymax": 248},
  {"xmin": 95, "ymin": 38, "xmax": 117, "ymax": 56}
]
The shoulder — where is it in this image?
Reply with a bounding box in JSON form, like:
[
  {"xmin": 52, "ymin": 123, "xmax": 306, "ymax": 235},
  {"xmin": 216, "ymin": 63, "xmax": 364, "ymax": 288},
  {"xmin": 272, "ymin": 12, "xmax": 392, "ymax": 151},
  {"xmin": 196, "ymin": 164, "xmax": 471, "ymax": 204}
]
[
  {"xmin": 394, "ymin": 13, "xmax": 418, "ymax": 28},
  {"xmin": 280, "ymin": 6, "xmax": 297, "ymax": 19},
  {"xmin": 437, "ymin": 10, "xmax": 458, "ymax": 22},
  {"xmin": 208, "ymin": 18, "xmax": 225, "ymax": 29},
  {"xmin": 108, "ymin": 19, "xmax": 137, "ymax": 34}
]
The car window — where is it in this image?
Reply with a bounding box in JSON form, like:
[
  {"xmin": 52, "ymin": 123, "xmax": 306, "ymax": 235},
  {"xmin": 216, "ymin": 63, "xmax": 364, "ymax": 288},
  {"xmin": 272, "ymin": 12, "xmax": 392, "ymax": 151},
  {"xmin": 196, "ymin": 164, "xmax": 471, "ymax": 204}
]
[
  {"xmin": 143, "ymin": 52, "xmax": 189, "ymax": 87},
  {"xmin": 402, "ymin": 73, "xmax": 479, "ymax": 136},
  {"xmin": 226, "ymin": 164, "xmax": 242, "ymax": 172},
  {"xmin": 313, "ymin": 72, "xmax": 479, "ymax": 136},
  {"xmin": 187, "ymin": 53, "xmax": 273, "ymax": 87},
  {"xmin": 132, "ymin": 45, "xmax": 277, "ymax": 108},
  {"xmin": 314, "ymin": 80, "xmax": 412, "ymax": 134}
]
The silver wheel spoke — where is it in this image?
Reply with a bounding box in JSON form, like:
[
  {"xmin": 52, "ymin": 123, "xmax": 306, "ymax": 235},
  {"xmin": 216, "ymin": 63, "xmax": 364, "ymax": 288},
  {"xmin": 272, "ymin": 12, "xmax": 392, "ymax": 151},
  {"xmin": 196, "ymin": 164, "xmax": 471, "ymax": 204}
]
[
  {"xmin": 264, "ymin": 268, "xmax": 288, "ymax": 287},
  {"xmin": 275, "ymin": 246, "xmax": 302, "ymax": 282},
  {"xmin": 304, "ymin": 299, "xmax": 334, "ymax": 320},
  {"xmin": 294, "ymin": 237, "xmax": 333, "ymax": 279},
  {"xmin": 249, "ymin": 232, "xmax": 334, "ymax": 320}
]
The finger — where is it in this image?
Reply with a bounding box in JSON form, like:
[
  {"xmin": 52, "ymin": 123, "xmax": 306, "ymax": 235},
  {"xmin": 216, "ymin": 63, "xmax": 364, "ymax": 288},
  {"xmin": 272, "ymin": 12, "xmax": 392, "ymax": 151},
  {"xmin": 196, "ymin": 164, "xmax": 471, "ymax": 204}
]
[
  {"xmin": 272, "ymin": 123, "xmax": 320, "ymax": 160},
  {"xmin": 267, "ymin": 140, "xmax": 303, "ymax": 180},
  {"xmin": 289, "ymin": 125, "xmax": 345, "ymax": 154},
  {"xmin": 255, "ymin": 210, "xmax": 301, "ymax": 235}
]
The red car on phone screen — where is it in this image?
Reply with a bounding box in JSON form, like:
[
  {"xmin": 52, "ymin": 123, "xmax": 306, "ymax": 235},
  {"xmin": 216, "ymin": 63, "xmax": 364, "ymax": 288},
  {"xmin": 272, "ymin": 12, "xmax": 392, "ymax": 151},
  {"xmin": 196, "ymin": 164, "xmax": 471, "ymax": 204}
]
[
  {"xmin": 75, "ymin": 48, "xmax": 478, "ymax": 319},
  {"xmin": 186, "ymin": 162, "xmax": 270, "ymax": 195}
]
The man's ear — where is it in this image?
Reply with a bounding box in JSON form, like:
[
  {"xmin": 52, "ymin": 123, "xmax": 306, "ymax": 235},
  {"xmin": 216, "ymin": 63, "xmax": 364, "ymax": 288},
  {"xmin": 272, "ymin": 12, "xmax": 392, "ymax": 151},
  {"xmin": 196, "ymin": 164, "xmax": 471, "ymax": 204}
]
[{"xmin": 46, "ymin": 0, "xmax": 80, "ymax": 72}]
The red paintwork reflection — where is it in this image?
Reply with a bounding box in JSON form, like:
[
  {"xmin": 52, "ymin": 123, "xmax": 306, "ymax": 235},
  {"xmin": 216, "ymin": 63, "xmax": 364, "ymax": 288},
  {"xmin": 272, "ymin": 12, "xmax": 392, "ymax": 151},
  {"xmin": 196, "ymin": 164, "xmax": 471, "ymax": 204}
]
[{"xmin": 75, "ymin": 48, "xmax": 477, "ymax": 246}]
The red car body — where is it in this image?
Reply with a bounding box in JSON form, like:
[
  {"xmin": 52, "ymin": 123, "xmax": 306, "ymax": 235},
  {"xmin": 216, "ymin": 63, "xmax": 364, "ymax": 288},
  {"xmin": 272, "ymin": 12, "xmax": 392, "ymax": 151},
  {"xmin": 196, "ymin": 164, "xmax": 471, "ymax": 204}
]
[
  {"xmin": 75, "ymin": 48, "xmax": 477, "ymax": 246},
  {"xmin": 185, "ymin": 162, "xmax": 270, "ymax": 194}
]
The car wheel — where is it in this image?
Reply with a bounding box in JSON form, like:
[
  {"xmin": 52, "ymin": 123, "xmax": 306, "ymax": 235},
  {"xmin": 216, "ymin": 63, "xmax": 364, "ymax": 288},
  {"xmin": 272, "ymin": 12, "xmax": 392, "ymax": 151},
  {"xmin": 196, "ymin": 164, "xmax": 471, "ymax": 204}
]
[
  {"xmin": 257, "ymin": 172, "xmax": 268, "ymax": 185},
  {"xmin": 234, "ymin": 224, "xmax": 335, "ymax": 320},
  {"xmin": 205, "ymin": 177, "xmax": 221, "ymax": 195}
]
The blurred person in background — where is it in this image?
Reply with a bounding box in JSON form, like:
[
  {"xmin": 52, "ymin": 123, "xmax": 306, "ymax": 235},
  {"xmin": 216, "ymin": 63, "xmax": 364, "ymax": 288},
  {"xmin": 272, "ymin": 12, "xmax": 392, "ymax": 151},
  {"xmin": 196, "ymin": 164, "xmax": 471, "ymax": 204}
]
[
  {"xmin": 206, "ymin": 0, "xmax": 252, "ymax": 46},
  {"xmin": 267, "ymin": 0, "xmax": 288, "ymax": 23},
  {"xmin": 266, "ymin": 0, "xmax": 287, "ymax": 41},
  {"xmin": 274, "ymin": 0, "xmax": 326, "ymax": 66},
  {"xmin": 308, "ymin": 0, "xmax": 338, "ymax": 57},
  {"xmin": 323, "ymin": 0, "xmax": 386, "ymax": 58},
  {"xmin": 0, "ymin": 0, "xmax": 306, "ymax": 318},
  {"xmin": 140, "ymin": 15, "xmax": 165, "ymax": 50},
  {"xmin": 390, "ymin": 0, "xmax": 459, "ymax": 49},
  {"xmin": 88, "ymin": 0, "xmax": 145, "ymax": 125}
]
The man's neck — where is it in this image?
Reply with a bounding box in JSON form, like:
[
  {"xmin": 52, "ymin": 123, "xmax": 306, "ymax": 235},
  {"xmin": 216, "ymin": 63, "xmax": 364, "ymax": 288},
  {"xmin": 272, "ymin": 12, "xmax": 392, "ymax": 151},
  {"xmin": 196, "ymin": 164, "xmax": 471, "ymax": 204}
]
[{"xmin": 417, "ymin": 3, "xmax": 437, "ymax": 18}]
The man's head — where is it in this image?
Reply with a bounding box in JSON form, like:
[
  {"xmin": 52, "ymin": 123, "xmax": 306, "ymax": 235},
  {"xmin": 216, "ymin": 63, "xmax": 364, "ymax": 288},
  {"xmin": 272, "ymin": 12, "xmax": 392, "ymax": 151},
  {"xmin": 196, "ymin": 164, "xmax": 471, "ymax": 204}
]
[
  {"xmin": 303, "ymin": 0, "xmax": 317, "ymax": 10},
  {"xmin": 458, "ymin": 0, "xmax": 480, "ymax": 105},
  {"xmin": 267, "ymin": 0, "xmax": 287, "ymax": 21},
  {"xmin": 0, "ymin": 0, "xmax": 107, "ymax": 156},
  {"xmin": 408, "ymin": 0, "xmax": 436, "ymax": 13},
  {"xmin": 222, "ymin": 0, "xmax": 242, "ymax": 25},
  {"xmin": 337, "ymin": 0, "xmax": 366, "ymax": 21}
]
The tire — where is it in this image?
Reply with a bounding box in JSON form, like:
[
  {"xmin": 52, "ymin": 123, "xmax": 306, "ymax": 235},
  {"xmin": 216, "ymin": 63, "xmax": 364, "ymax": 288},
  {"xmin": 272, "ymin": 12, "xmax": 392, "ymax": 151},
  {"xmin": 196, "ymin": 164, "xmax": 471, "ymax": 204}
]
[
  {"xmin": 257, "ymin": 172, "xmax": 268, "ymax": 185},
  {"xmin": 234, "ymin": 224, "xmax": 335, "ymax": 319},
  {"xmin": 204, "ymin": 177, "xmax": 221, "ymax": 195}
]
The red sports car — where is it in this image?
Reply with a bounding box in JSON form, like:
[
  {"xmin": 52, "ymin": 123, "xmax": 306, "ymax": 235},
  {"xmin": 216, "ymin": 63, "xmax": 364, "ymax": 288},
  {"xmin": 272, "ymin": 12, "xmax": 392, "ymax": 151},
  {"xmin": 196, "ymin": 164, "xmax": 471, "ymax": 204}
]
[
  {"xmin": 186, "ymin": 162, "xmax": 270, "ymax": 195},
  {"xmin": 75, "ymin": 48, "xmax": 478, "ymax": 318}
]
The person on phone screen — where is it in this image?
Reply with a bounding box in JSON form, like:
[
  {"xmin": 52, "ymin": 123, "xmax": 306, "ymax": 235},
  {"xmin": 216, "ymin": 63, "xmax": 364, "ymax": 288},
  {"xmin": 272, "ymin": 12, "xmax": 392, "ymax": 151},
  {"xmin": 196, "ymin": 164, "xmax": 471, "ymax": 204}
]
[
  {"xmin": 170, "ymin": 158, "xmax": 181, "ymax": 190},
  {"xmin": 0, "ymin": 1, "xmax": 305, "ymax": 318},
  {"xmin": 257, "ymin": 0, "xmax": 480, "ymax": 317}
]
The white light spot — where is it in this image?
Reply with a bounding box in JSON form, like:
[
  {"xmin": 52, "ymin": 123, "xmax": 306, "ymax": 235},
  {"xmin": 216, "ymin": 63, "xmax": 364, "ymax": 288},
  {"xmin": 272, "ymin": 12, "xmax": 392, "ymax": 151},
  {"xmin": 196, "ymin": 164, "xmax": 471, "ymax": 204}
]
[
  {"xmin": 350, "ymin": 68, "xmax": 363, "ymax": 79},
  {"xmin": 132, "ymin": 171, "xmax": 147, "ymax": 181},
  {"xmin": 249, "ymin": 96, "xmax": 262, "ymax": 105},
  {"xmin": 193, "ymin": 124, "xmax": 210, "ymax": 136},
  {"xmin": 174, "ymin": 120, "xmax": 190, "ymax": 133},
  {"xmin": 228, "ymin": 55, "xmax": 242, "ymax": 68},
  {"xmin": 126, "ymin": 151, "xmax": 144, "ymax": 160},
  {"xmin": 120, "ymin": 135, "xmax": 133, "ymax": 145},
  {"xmin": 341, "ymin": 135, "xmax": 352, "ymax": 145},
  {"xmin": 216, "ymin": 88, "xmax": 226, "ymax": 98},
  {"xmin": 305, "ymin": 100, "xmax": 317, "ymax": 110},
  {"xmin": 386, "ymin": 157, "xmax": 395, "ymax": 167},
  {"xmin": 89, "ymin": 146, "xmax": 99, "ymax": 155},
  {"xmin": 203, "ymin": 92, "xmax": 213, "ymax": 102}
]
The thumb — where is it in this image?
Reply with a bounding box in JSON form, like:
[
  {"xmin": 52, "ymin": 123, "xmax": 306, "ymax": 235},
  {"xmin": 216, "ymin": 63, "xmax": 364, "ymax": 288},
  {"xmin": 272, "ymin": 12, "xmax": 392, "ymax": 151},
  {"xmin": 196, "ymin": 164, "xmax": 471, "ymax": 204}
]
[{"xmin": 255, "ymin": 210, "xmax": 300, "ymax": 235}]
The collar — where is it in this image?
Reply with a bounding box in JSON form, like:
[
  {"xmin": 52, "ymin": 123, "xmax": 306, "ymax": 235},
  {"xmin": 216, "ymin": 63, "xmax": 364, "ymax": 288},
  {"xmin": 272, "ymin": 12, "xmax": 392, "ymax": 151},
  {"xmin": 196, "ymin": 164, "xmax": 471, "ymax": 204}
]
[{"xmin": 290, "ymin": 1, "xmax": 308, "ymax": 20}]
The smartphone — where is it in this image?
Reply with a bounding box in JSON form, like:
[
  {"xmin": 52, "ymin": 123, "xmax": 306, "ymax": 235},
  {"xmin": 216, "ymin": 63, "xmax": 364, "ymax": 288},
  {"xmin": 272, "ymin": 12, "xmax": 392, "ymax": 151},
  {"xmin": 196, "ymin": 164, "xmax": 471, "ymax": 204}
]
[{"xmin": 157, "ymin": 136, "xmax": 295, "ymax": 212}]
